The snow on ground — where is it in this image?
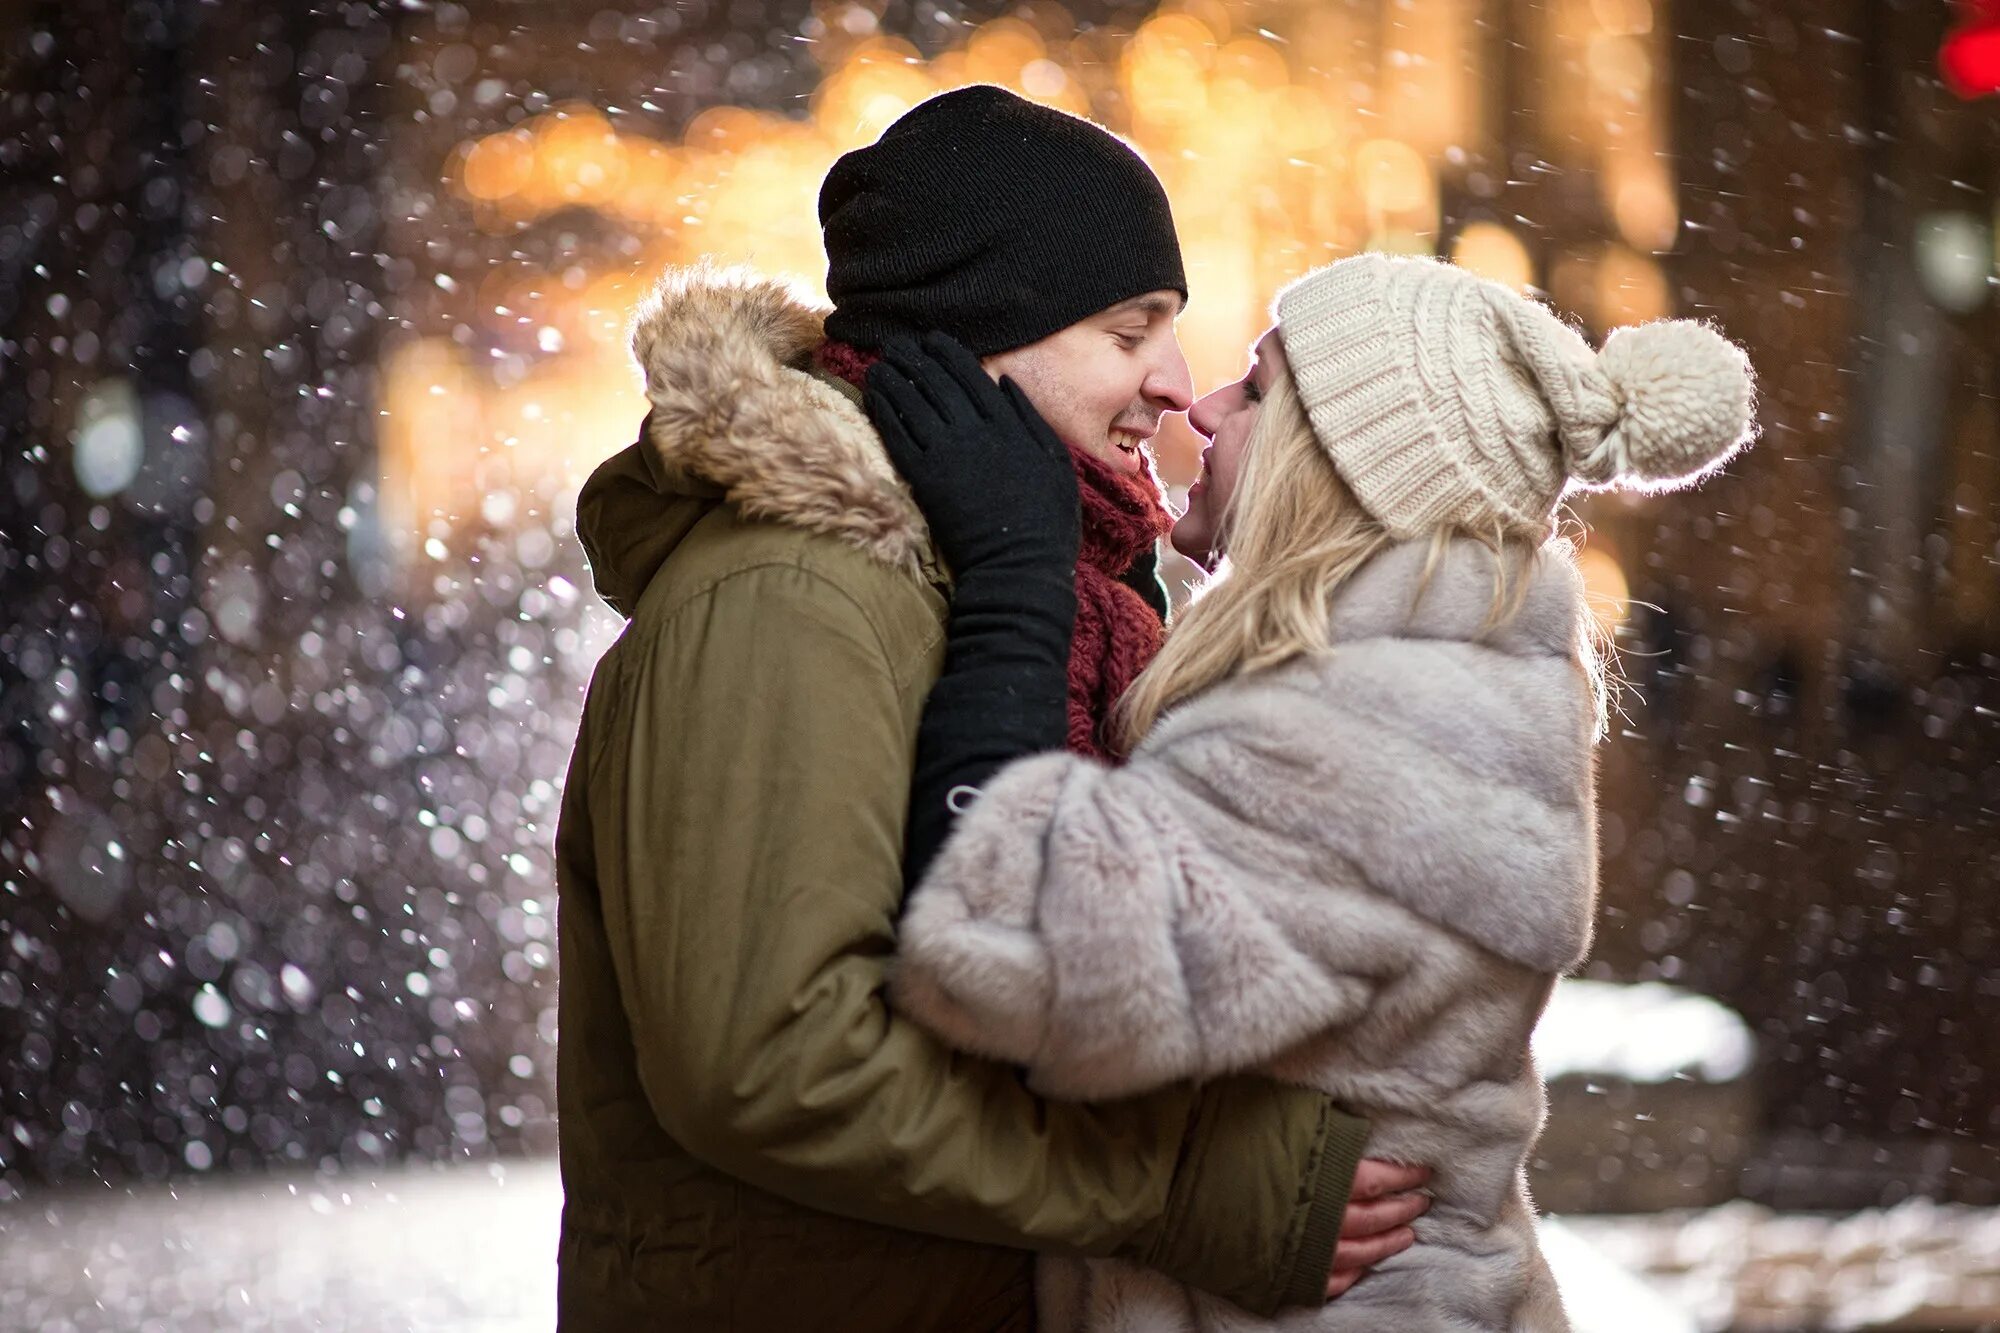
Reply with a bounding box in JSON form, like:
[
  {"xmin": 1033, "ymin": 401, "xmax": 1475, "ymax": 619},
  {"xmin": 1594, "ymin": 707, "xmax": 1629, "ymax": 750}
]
[
  {"xmin": 1536, "ymin": 979, "xmax": 1757, "ymax": 1084},
  {"xmin": 0, "ymin": 1160, "xmax": 561, "ymax": 1333},
  {"xmin": 1567, "ymin": 1200, "xmax": 2000, "ymax": 1330},
  {"xmin": 14, "ymin": 1155, "xmax": 1991, "ymax": 1331},
  {"xmin": 0, "ymin": 1157, "xmax": 1700, "ymax": 1332},
  {"xmin": 1543, "ymin": 1216, "xmax": 1700, "ymax": 1333}
]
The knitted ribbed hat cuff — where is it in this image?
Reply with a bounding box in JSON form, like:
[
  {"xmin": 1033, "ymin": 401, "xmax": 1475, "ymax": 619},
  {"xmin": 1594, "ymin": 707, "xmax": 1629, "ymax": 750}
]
[{"xmin": 1278, "ymin": 274, "xmax": 1453, "ymax": 539}]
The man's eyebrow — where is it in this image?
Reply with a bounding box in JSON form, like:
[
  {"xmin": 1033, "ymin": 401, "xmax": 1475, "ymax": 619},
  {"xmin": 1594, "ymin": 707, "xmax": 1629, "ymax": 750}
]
[{"xmin": 1104, "ymin": 293, "xmax": 1183, "ymax": 320}]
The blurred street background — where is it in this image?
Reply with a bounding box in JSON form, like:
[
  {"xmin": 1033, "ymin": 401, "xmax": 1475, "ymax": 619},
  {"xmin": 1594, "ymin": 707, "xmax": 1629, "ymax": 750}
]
[{"xmin": 3, "ymin": 0, "xmax": 1999, "ymax": 1327}]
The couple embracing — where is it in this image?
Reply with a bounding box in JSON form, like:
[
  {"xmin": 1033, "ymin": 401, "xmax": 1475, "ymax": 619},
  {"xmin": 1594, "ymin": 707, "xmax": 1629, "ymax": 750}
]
[{"xmin": 554, "ymin": 86, "xmax": 1755, "ymax": 1332}]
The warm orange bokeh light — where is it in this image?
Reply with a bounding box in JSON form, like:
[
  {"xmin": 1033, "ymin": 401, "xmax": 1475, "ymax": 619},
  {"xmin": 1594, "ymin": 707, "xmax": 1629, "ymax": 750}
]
[
  {"xmin": 1596, "ymin": 243, "xmax": 1673, "ymax": 329},
  {"xmin": 385, "ymin": 0, "xmax": 1677, "ymax": 548},
  {"xmin": 1575, "ymin": 544, "xmax": 1633, "ymax": 636},
  {"xmin": 1605, "ymin": 145, "xmax": 1680, "ymax": 252},
  {"xmin": 1545, "ymin": 0, "xmax": 1676, "ymax": 258},
  {"xmin": 1452, "ymin": 223, "xmax": 1536, "ymax": 292}
]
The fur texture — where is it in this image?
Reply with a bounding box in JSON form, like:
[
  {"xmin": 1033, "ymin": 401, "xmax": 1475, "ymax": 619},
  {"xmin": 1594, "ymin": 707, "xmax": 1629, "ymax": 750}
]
[
  {"xmin": 893, "ymin": 539, "xmax": 1600, "ymax": 1333},
  {"xmin": 629, "ymin": 263, "xmax": 930, "ymax": 574}
]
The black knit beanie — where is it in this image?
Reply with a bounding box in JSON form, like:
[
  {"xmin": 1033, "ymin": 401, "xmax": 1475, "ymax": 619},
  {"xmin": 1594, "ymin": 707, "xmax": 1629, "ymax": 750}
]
[{"xmin": 819, "ymin": 85, "xmax": 1186, "ymax": 356}]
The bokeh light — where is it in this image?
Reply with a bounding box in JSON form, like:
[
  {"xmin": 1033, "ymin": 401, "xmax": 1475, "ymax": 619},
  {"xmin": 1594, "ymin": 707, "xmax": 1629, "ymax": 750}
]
[{"xmin": 399, "ymin": 0, "xmax": 1675, "ymax": 532}]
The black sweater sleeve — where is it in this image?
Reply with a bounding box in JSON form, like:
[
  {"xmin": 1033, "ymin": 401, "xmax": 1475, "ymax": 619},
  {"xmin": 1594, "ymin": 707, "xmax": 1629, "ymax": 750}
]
[{"xmin": 1118, "ymin": 545, "xmax": 1172, "ymax": 623}]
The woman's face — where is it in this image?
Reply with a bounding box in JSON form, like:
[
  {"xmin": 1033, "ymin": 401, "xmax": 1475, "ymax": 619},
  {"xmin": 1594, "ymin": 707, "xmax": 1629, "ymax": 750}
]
[{"xmin": 1171, "ymin": 328, "xmax": 1287, "ymax": 568}]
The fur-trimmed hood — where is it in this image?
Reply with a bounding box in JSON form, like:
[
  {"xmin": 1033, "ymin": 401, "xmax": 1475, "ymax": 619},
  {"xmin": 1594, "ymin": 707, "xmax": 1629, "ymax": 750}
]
[{"xmin": 576, "ymin": 265, "xmax": 932, "ymax": 617}]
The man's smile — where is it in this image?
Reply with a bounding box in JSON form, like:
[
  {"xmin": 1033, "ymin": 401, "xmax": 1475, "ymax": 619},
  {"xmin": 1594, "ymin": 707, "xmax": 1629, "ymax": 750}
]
[{"xmin": 1105, "ymin": 426, "xmax": 1153, "ymax": 474}]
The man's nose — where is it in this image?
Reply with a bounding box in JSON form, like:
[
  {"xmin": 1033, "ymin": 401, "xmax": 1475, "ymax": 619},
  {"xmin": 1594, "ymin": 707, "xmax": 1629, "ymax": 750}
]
[{"xmin": 1144, "ymin": 339, "xmax": 1195, "ymax": 414}]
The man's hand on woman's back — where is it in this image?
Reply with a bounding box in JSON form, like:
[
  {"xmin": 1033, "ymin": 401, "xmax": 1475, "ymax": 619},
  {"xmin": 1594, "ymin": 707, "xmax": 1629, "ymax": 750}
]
[{"xmin": 1327, "ymin": 1160, "xmax": 1432, "ymax": 1300}]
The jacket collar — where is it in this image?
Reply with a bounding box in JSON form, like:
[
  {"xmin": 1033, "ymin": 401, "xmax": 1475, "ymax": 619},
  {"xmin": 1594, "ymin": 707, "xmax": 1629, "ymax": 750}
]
[
  {"xmin": 630, "ymin": 263, "xmax": 937, "ymax": 581},
  {"xmin": 1325, "ymin": 537, "xmax": 1587, "ymax": 659}
]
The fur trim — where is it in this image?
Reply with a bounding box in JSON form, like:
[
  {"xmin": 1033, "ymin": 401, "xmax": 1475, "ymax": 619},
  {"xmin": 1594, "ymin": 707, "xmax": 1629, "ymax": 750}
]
[{"xmin": 629, "ymin": 263, "xmax": 929, "ymax": 574}]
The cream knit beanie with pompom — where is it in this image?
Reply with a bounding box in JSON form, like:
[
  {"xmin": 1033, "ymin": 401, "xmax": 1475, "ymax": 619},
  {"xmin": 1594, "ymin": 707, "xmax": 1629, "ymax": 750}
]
[{"xmin": 1274, "ymin": 253, "xmax": 1756, "ymax": 540}]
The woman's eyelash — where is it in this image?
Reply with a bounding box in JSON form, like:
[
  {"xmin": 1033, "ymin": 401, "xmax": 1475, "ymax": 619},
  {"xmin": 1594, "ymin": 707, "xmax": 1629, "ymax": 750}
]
[{"xmin": 1243, "ymin": 379, "xmax": 1263, "ymax": 403}]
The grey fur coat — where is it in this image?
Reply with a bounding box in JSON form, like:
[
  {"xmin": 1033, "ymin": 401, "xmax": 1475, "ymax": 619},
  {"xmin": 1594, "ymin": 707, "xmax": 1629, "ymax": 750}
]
[{"xmin": 892, "ymin": 538, "xmax": 1600, "ymax": 1333}]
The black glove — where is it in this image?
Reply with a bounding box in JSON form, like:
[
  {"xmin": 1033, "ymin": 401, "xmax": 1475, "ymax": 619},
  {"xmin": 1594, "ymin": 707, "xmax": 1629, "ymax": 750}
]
[
  {"xmin": 865, "ymin": 333, "xmax": 1081, "ymax": 892},
  {"xmin": 866, "ymin": 332, "xmax": 1080, "ymax": 579}
]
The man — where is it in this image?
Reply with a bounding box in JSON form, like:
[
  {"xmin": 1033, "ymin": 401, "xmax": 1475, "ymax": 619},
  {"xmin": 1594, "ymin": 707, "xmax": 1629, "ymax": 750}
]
[{"xmin": 554, "ymin": 85, "xmax": 1426, "ymax": 1330}]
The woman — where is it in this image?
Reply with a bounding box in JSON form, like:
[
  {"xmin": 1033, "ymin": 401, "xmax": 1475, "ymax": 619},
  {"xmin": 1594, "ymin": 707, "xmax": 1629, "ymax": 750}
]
[{"xmin": 866, "ymin": 253, "xmax": 1756, "ymax": 1331}]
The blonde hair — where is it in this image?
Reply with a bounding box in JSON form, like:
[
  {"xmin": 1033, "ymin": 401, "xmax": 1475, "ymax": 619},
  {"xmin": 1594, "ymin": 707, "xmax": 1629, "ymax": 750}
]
[{"xmin": 1115, "ymin": 365, "xmax": 1602, "ymax": 751}]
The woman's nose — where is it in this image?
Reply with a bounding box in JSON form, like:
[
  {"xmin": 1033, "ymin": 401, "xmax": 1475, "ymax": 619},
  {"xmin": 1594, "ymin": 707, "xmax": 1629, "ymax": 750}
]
[{"xmin": 1188, "ymin": 388, "xmax": 1226, "ymax": 439}]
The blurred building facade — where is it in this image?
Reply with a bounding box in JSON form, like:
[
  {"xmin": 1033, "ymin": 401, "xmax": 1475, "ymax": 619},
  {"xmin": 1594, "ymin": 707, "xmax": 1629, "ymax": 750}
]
[
  {"xmin": 2, "ymin": 0, "xmax": 1997, "ymax": 1207},
  {"xmin": 1588, "ymin": 0, "xmax": 2000, "ymax": 1205}
]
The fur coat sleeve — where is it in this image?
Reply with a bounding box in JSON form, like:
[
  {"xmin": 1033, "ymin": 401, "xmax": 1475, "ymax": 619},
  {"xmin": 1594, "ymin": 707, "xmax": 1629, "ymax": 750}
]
[{"xmin": 891, "ymin": 541, "xmax": 1600, "ymax": 1103}]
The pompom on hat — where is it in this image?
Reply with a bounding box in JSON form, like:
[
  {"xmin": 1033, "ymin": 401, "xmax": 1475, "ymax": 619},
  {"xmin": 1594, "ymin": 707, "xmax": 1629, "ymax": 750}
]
[{"xmin": 1273, "ymin": 253, "xmax": 1757, "ymax": 540}]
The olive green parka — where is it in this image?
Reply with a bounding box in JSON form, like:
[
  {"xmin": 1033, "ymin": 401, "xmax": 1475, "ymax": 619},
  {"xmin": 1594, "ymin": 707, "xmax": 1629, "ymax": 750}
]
[{"xmin": 553, "ymin": 266, "xmax": 1368, "ymax": 1331}]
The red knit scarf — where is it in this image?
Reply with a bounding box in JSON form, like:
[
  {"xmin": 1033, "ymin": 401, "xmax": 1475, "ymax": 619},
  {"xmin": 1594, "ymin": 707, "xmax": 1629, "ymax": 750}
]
[{"xmin": 816, "ymin": 341, "xmax": 1171, "ymax": 761}]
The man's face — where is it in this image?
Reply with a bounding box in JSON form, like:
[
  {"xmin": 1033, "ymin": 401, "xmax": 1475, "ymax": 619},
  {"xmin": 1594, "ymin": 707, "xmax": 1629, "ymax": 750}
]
[{"xmin": 979, "ymin": 291, "xmax": 1194, "ymax": 478}]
